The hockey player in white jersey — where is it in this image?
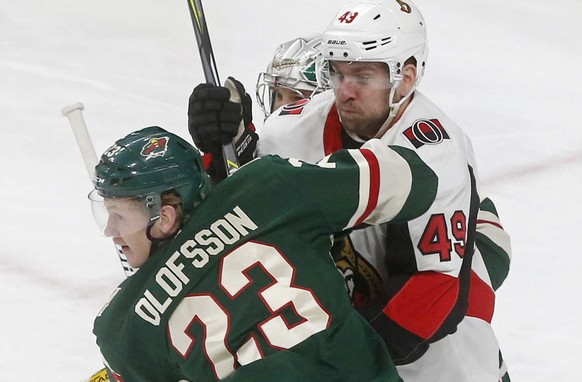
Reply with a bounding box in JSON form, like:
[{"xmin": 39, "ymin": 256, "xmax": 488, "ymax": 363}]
[
  {"xmin": 256, "ymin": 1, "xmax": 511, "ymax": 380},
  {"xmin": 187, "ymin": 1, "xmax": 511, "ymax": 380}
]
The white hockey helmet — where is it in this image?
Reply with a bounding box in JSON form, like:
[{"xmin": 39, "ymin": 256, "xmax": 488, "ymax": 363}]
[
  {"xmin": 256, "ymin": 36, "xmax": 330, "ymax": 117},
  {"xmin": 322, "ymin": 0, "xmax": 428, "ymax": 87}
]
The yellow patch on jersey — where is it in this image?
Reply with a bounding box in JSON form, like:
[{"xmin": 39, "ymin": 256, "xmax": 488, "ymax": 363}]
[{"xmin": 87, "ymin": 368, "xmax": 110, "ymax": 382}]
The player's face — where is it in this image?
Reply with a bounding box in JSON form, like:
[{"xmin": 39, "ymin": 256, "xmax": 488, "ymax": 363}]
[
  {"xmin": 272, "ymin": 87, "xmax": 312, "ymax": 112},
  {"xmin": 103, "ymin": 198, "xmax": 152, "ymax": 268},
  {"xmin": 329, "ymin": 61, "xmax": 392, "ymax": 139}
]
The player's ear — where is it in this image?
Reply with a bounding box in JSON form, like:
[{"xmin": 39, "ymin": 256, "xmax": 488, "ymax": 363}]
[
  {"xmin": 398, "ymin": 63, "xmax": 417, "ymax": 97},
  {"xmin": 157, "ymin": 204, "xmax": 180, "ymax": 236}
]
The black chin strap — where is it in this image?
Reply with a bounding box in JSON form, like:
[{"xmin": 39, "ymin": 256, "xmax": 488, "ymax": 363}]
[{"xmin": 146, "ymin": 221, "xmax": 182, "ymax": 254}]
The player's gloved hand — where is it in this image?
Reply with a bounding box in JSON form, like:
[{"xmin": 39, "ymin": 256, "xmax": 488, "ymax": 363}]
[
  {"xmin": 225, "ymin": 76, "xmax": 254, "ymax": 134},
  {"xmin": 188, "ymin": 76, "xmax": 253, "ymax": 154},
  {"xmin": 188, "ymin": 76, "xmax": 257, "ymax": 184}
]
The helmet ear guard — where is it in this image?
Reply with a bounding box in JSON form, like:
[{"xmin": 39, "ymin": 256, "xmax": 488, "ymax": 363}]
[{"xmin": 143, "ymin": 192, "xmax": 162, "ymax": 224}]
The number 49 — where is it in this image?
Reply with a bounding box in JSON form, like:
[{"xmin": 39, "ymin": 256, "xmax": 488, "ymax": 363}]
[{"xmin": 418, "ymin": 210, "xmax": 467, "ymax": 262}]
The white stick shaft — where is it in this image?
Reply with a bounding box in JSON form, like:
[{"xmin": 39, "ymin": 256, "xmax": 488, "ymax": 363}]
[
  {"xmin": 61, "ymin": 103, "xmax": 138, "ymax": 277},
  {"xmin": 61, "ymin": 103, "xmax": 98, "ymax": 180}
]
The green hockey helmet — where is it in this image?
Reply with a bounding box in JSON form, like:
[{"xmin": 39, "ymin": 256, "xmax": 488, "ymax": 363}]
[{"xmin": 89, "ymin": 126, "xmax": 210, "ymax": 236}]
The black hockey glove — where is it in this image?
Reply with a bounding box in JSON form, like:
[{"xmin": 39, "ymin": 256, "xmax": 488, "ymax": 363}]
[
  {"xmin": 188, "ymin": 77, "xmax": 257, "ymax": 183},
  {"xmin": 188, "ymin": 76, "xmax": 254, "ymax": 154}
]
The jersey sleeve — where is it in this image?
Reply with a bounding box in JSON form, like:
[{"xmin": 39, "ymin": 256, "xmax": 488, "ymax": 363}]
[
  {"xmin": 271, "ymin": 139, "xmax": 438, "ymax": 233},
  {"xmin": 474, "ymin": 196, "xmax": 512, "ymax": 290},
  {"xmin": 463, "ymin": 196, "xmax": 512, "ymax": 331}
]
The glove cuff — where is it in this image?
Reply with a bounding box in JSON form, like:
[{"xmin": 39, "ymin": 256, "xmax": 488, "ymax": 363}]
[{"xmin": 206, "ymin": 125, "xmax": 258, "ymax": 185}]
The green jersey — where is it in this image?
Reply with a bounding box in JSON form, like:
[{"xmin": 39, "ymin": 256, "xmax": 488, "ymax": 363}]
[{"xmin": 93, "ymin": 140, "xmax": 437, "ymax": 381}]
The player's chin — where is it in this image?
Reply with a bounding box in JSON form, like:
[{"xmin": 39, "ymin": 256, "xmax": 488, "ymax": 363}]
[
  {"xmin": 124, "ymin": 246, "xmax": 150, "ymax": 268},
  {"xmin": 120, "ymin": 245, "xmax": 133, "ymax": 260},
  {"xmin": 340, "ymin": 114, "xmax": 364, "ymax": 131},
  {"xmin": 125, "ymin": 254, "xmax": 142, "ymax": 269}
]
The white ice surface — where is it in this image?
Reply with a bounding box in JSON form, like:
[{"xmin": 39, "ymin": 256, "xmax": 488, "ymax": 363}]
[{"xmin": 1, "ymin": 0, "xmax": 581, "ymax": 380}]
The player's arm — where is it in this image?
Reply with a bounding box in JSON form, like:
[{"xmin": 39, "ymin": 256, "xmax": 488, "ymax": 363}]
[
  {"xmin": 252, "ymin": 139, "xmax": 437, "ymax": 233},
  {"xmin": 304, "ymin": 139, "xmax": 439, "ymax": 228},
  {"xmin": 341, "ymin": 141, "xmax": 480, "ymax": 365},
  {"xmin": 475, "ymin": 196, "xmax": 511, "ymax": 290},
  {"xmin": 187, "ymin": 78, "xmax": 258, "ymax": 184}
]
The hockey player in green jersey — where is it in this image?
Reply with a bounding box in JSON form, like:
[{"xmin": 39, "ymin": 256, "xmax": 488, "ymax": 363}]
[{"xmin": 90, "ymin": 125, "xmax": 438, "ymax": 381}]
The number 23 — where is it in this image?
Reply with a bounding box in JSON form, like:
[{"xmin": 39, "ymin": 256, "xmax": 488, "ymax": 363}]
[{"xmin": 168, "ymin": 242, "xmax": 331, "ymax": 379}]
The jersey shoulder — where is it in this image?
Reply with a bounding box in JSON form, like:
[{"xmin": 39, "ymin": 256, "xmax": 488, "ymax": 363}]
[
  {"xmin": 257, "ymin": 90, "xmax": 336, "ymax": 161},
  {"xmin": 382, "ymin": 91, "xmax": 477, "ymax": 170}
]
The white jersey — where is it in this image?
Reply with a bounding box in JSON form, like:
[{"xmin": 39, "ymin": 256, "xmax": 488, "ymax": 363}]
[
  {"xmin": 258, "ymin": 90, "xmax": 338, "ymax": 162},
  {"xmin": 258, "ymin": 89, "xmax": 510, "ymax": 382},
  {"xmin": 259, "ymin": 90, "xmax": 390, "ymax": 289}
]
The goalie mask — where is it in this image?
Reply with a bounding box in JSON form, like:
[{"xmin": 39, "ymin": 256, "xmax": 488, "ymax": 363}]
[
  {"xmin": 89, "ymin": 126, "xmax": 210, "ymax": 238},
  {"xmin": 256, "ymin": 36, "xmax": 331, "ymax": 118}
]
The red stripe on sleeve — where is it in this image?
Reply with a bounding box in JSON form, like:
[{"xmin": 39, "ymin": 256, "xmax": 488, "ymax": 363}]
[
  {"xmin": 355, "ymin": 148, "xmax": 381, "ymax": 226},
  {"xmin": 466, "ymin": 271, "xmax": 495, "ymax": 323},
  {"xmin": 384, "ymin": 271, "xmax": 460, "ymax": 340},
  {"xmin": 476, "ymin": 218, "xmax": 504, "ymax": 230}
]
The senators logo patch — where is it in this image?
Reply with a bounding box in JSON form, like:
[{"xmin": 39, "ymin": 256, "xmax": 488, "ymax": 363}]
[
  {"xmin": 141, "ymin": 136, "xmax": 169, "ymax": 159},
  {"xmin": 331, "ymin": 236, "xmax": 384, "ymax": 309},
  {"xmin": 279, "ymin": 98, "xmax": 310, "ymax": 116},
  {"xmin": 403, "ymin": 119, "xmax": 450, "ymax": 148}
]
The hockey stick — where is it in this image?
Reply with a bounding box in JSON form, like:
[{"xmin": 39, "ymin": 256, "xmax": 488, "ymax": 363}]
[
  {"xmin": 61, "ymin": 103, "xmax": 138, "ymax": 277},
  {"xmin": 186, "ymin": 0, "xmax": 241, "ymax": 176}
]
